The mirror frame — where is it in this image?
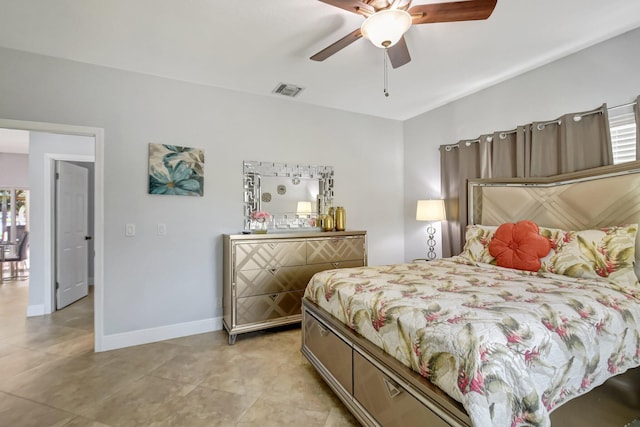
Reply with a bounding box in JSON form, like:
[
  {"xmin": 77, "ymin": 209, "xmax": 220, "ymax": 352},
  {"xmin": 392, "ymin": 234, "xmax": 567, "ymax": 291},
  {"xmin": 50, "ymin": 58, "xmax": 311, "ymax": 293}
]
[{"xmin": 243, "ymin": 160, "xmax": 334, "ymax": 230}]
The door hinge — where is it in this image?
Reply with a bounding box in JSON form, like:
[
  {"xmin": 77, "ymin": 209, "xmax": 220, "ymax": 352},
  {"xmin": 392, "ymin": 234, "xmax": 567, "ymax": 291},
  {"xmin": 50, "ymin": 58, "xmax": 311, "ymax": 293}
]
[
  {"xmin": 55, "ymin": 172, "xmax": 60, "ymax": 180},
  {"xmin": 55, "ymin": 282, "xmax": 59, "ymax": 290}
]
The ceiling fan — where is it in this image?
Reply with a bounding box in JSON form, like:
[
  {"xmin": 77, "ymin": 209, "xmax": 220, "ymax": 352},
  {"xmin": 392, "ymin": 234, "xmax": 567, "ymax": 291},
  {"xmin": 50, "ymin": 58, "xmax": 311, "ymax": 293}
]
[{"xmin": 310, "ymin": 0, "xmax": 497, "ymax": 68}]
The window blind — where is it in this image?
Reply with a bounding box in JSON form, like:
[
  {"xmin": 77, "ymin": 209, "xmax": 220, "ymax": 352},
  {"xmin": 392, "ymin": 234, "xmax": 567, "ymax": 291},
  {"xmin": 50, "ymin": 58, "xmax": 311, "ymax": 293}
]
[{"xmin": 609, "ymin": 111, "xmax": 637, "ymax": 164}]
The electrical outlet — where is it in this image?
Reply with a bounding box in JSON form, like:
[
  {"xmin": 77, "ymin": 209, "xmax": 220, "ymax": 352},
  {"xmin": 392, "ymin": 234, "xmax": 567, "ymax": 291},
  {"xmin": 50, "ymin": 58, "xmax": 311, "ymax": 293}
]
[{"xmin": 157, "ymin": 223, "xmax": 166, "ymax": 235}]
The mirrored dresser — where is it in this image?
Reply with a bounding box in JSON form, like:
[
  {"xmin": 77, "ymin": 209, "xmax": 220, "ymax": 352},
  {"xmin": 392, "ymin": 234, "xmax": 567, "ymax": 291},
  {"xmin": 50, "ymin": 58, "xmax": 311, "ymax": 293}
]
[{"xmin": 223, "ymin": 230, "xmax": 367, "ymax": 344}]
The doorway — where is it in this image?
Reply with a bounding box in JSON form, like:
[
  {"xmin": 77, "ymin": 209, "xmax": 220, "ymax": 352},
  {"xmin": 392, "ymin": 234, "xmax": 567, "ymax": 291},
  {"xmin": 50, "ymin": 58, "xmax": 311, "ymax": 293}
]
[{"xmin": 0, "ymin": 118, "xmax": 105, "ymax": 351}]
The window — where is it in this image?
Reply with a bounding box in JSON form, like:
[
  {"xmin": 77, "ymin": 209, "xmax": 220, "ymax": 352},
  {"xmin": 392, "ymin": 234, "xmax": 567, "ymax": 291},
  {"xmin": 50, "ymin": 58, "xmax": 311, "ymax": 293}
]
[
  {"xmin": 609, "ymin": 110, "xmax": 637, "ymax": 164},
  {"xmin": 0, "ymin": 189, "xmax": 28, "ymax": 243}
]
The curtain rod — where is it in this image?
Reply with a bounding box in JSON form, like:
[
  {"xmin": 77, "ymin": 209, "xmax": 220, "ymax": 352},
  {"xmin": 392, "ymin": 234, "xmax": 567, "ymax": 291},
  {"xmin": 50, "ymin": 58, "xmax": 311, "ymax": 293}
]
[
  {"xmin": 452, "ymin": 128, "xmax": 519, "ymax": 147},
  {"xmin": 443, "ymin": 100, "xmax": 637, "ymax": 151},
  {"xmin": 608, "ymin": 100, "xmax": 637, "ymax": 111}
]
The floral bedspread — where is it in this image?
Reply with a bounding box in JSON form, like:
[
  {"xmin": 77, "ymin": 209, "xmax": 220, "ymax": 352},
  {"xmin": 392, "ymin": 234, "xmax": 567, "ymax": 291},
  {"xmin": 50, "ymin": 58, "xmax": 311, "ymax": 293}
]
[{"xmin": 303, "ymin": 257, "xmax": 640, "ymax": 427}]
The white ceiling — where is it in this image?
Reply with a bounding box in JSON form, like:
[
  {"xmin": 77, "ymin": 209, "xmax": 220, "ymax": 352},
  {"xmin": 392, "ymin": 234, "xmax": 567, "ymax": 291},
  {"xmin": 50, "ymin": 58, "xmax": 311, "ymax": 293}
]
[{"xmin": 0, "ymin": 0, "xmax": 640, "ymax": 121}]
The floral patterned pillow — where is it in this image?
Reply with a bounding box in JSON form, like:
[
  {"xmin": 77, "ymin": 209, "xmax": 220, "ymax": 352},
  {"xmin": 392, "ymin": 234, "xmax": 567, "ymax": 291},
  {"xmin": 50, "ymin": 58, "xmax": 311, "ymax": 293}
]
[
  {"xmin": 459, "ymin": 224, "xmax": 497, "ymax": 264},
  {"xmin": 539, "ymin": 225, "xmax": 639, "ymax": 288},
  {"xmin": 460, "ymin": 223, "xmax": 639, "ymax": 290}
]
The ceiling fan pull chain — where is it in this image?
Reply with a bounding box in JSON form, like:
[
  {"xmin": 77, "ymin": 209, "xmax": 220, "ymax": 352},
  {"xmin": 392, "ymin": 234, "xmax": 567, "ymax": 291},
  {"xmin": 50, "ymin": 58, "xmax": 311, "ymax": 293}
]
[{"xmin": 383, "ymin": 48, "xmax": 390, "ymax": 97}]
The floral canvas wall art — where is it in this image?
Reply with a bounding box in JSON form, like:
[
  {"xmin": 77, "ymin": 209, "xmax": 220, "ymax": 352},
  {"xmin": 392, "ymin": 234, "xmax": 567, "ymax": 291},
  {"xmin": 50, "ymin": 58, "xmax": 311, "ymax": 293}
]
[{"xmin": 148, "ymin": 143, "xmax": 204, "ymax": 196}]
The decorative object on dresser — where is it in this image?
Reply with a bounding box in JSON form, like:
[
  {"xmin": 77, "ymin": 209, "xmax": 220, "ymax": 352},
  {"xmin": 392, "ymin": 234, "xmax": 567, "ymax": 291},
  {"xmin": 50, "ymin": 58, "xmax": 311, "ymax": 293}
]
[
  {"xmin": 222, "ymin": 230, "xmax": 367, "ymax": 344},
  {"xmin": 296, "ymin": 201, "xmax": 312, "ymax": 216},
  {"xmin": 296, "ymin": 201, "xmax": 313, "ymax": 228},
  {"xmin": 416, "ymin": 199, "xmax": 446, "ymax": 260},
  {"xmin": 322, "ymin": 210, "xmax": 335, "ymax": 232},
  {"xmin": 250, "ymin": 210, "xmax": 270, "ymax": 234},
  {"xmin": 335, "ymin": 206, "xmax": 346, "ymax": 231},
  {"xmin": 243, "ymin": 160, "xmax": 334, "ymax": 232}
]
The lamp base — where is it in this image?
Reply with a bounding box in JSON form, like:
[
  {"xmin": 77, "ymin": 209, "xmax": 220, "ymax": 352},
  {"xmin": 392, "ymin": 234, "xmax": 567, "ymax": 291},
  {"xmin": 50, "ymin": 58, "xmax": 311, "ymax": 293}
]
[{"xmin": 426, "ymin": 224, "xmax": 437, "ymax": 260}]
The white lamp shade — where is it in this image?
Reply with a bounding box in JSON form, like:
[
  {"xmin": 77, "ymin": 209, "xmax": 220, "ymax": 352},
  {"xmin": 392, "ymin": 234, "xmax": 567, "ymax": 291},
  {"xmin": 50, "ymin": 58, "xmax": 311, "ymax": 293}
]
[
  {"xmin": 416, "ymin": 199, "xmax": 446, "ymax": 221},
  {"xmin": 361, "ymin": 9, "xmax": 412, "ymax": 48},
  {"xmin": 296, "ymin": 201, "xmax": 313, "ymax": 215}
]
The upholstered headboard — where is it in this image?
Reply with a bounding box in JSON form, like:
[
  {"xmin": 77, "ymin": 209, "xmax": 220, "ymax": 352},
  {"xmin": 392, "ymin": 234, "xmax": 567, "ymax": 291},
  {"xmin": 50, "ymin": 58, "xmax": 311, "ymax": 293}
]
[{"xmin": 468, "ymin": 161, "xmax": 640, "ymax": 277}]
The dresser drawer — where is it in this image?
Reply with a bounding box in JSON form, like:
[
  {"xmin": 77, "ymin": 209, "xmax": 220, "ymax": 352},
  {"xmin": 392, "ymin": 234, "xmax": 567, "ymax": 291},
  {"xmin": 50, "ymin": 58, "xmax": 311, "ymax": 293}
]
[
  {"xmin": 353, "ymin": 351, "xmax": 449, "ymax": 427},
  {"xmin": 235, "ymin": 290, "xmax": 304, "ymax": 325},
  {"xmin": 306, "ymin": 236, "xmax": 366, "ymax": 264},
  {"xmin": 236, "ymin": 265, "xmax": 319, "ymax": 297},
  {"xmin": 235, "ymin": 241, "xmax": 306, "ymax": 270},
  {"xmin": 310, "ymin": 259, "xmax": 365, "ymax": 273},
  {"xmin": 303, "ymin": 311, "xmax": 352, "ymax": 394}
]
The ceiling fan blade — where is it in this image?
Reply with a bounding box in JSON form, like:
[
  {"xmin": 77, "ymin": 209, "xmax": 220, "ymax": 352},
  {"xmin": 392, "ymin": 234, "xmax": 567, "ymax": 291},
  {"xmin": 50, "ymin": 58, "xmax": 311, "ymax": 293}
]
[
  {"xmin": 409, "ymin": 0, "xmax": 497, "ymax": 25},
  {"xmin": 387, "ymin": 37, "xmax": 411, "ymax": 68},
  {"xmin": 310, "ymin": 28, "xmax": 363, "ymax": 62},
  {"xmin": 318, "ymin": 0, "xmax": 375, "ymax": 16}
]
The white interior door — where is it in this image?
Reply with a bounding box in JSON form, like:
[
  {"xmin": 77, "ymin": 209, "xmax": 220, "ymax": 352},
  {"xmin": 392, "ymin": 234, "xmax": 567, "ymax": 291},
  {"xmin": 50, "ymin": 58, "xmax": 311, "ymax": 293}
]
[{"xmin": 56, "ymin": 161, "xmax": 88, "ymax": 309}]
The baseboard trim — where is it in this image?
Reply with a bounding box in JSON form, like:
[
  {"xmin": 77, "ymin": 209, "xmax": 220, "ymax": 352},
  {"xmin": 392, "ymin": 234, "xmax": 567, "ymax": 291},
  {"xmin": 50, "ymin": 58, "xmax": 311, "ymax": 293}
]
[
  {"xmin": 99, "ymin": 316, "xmax": 223, "ymax": 352},
  {"xmin": 27, "ymin": 304, "xmax": 45, "ymax": 317}
]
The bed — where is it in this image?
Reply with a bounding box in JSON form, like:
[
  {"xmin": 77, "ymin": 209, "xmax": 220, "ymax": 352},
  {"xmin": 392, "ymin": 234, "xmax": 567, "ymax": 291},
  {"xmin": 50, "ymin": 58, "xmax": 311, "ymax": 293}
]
[{"xmin": 301, "ymin": 162, "xmax": 640, "ymax": 427}]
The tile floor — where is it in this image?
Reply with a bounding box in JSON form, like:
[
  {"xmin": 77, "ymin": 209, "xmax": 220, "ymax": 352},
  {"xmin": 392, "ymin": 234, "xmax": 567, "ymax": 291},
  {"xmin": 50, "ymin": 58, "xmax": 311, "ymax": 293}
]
[
  {"xmin": 4, "ymin": 278, "xmax": 638, "ymax": 427},
  {"xmin": 0, "ymin": 279, "xmax": 359, "ymax": 427}
]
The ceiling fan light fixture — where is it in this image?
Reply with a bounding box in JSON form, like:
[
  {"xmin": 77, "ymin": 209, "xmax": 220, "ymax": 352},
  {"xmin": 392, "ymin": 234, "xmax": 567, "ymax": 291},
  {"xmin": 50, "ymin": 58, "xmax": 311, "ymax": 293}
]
[{"xmin": 361, "ymin": 9, "xmax": 412, "ymax": 48}]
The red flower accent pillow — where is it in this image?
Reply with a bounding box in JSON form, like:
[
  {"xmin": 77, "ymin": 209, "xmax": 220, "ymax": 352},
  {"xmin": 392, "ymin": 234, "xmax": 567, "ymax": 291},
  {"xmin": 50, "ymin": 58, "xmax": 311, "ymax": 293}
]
[{"xmin": 489, "ymin": 221, "xmax": 551, "ymax": 272}]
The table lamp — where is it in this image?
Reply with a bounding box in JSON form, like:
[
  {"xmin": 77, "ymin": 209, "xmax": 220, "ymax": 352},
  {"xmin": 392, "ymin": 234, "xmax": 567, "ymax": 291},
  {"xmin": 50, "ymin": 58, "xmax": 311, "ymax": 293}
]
[
  {"xmin": 416, "ymin": 199, "xmax": 446, "ymax": 260},
  {"xmin": 296, "ymin": 201, "xmax": 312, "ymax": 216}
]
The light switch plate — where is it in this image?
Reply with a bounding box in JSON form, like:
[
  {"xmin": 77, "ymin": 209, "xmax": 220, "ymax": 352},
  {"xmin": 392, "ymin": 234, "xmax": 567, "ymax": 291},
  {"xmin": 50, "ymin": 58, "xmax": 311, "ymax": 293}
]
[
  {"xmin": 125, "ymin": 223, "xmax": 135, "ymax": 236},
  {"xmin": 157, "ymin": 223, "xmax": 166, "ymax": 235}
]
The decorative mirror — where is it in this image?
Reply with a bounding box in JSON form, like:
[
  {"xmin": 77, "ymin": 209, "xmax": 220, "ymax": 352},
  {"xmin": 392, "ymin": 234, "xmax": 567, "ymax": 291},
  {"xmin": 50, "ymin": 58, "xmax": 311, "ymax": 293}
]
[{"xmin": 243, "ymin": 161, "xmax": 334, "ymax": 231}]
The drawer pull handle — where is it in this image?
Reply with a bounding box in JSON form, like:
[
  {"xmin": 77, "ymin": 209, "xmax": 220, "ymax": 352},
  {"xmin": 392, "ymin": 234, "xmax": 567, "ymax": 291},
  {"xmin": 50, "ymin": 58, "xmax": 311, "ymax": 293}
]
[
  {"xmin": 318, "ymin": 326, "xmax": 330, "ymax": 337},
  {"xmin": 268, "ymin": 294, "xmax": 279, "ymax": 302},
  {"xmin": 268, "ymin": 268, "xmax": 278, "ymax": 275},
  {"xmin": 383, "ymin": 378, "xmax": 402, "ymax": 399},
  {"xmin": 331, "ymin": 262, "xmax": 340, "ymax": 268}
]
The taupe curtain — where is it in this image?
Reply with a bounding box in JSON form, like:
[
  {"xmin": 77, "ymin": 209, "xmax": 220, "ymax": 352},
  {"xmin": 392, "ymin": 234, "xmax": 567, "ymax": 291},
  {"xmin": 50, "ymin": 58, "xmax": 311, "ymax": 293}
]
[
  {"xmin": 491, "ymin": 126, "xmax": 529, "ymax": 178},
  {"xmin": 440, "ymin": 136, "xmax": 491, "ymax": 257},
  {"xmin": 529, "ymin": 105, "xmax": 612, "ymax": 176},
  {"xmin": 636, "ymin": 95, "xmax": 640, "ymax": 154},
  {"xmin": 440, "ymin": 103, "xmax": 613, "ymax": 257},
  {"xmin": 440, "ymin": 145, "xmax": 460, "ymax": 258}
]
